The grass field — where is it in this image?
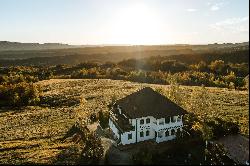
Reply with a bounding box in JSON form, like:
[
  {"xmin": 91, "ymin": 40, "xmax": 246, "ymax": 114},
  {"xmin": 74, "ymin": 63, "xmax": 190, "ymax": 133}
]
[{"xmin": 0, "ymin": 79, "xmax": 248, "ymax": 164}]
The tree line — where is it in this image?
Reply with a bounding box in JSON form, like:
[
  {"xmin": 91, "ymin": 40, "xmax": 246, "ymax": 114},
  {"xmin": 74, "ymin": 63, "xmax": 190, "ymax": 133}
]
[{"xmin": 0, "ymin": 56, "xmax": 248, "ymax": 108}]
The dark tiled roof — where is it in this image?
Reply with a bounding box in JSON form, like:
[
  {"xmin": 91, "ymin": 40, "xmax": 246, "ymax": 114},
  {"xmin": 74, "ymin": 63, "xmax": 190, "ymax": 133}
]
[
  {"xmin": 115, "ymin": 87, "xmax": 187, "ymax": 119},
  {"xmin": 110, "ymin": 107, "xmax": 134, "ymax": 132}
]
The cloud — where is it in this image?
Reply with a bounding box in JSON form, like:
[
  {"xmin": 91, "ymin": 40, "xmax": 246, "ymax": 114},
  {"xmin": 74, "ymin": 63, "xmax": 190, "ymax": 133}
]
[
  {"xmin": 210, "ymin": 4, "xmax": 219, "ymax": 11},
  {"xmin": 210, "ymin": 16, "xmax": 249, "ymax": 33},
  {"xmin": 186, "ymin": 8, "xmax": 197, "ymax": 12},
  {"xmin": 207, "ymin": 1, "xmax": 227, "ymax": 11}
]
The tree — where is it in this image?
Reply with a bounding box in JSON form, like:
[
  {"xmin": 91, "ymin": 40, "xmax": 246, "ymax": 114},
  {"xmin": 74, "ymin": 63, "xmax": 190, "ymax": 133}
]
[
  {"xmin": 209, "ymin": 60, "xmax": 226, "ymax": 74},
  {"xmin": 80, "ymin": 132, "xmax": 104, "ymax": 164},
  {"xmin": 167, "ymin": 76, "xmax": 183, "ymax": 106}
]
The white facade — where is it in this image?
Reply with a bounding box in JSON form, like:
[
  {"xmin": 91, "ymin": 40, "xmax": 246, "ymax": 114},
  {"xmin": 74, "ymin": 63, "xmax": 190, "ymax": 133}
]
[{"xmin": 109, "ymin": 115, "xmax": 184, "ymax": 145}]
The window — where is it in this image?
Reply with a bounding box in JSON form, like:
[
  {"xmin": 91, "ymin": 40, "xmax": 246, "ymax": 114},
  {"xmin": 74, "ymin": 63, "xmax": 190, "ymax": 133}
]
[
  {"xmin": 165, "ymin": 130, "xmax": 169, "ymax": 137},
  {"xmin": 171, "ymin": 129, "xmax": 175, "ymax": 135},
  {"xmin": 140, "ymin": 131, "xmax": 144, "ymax": 137},
  {"xmin": 140, "ymin": 119, "xmax": 144, "ymax": 125},
  {"xmin": 146, "ymin": 118, "xmax": 150, "ymax": 124},
  {"xmin": 128, "ymin": 133, "xmax": 132, "ymax": 140},
  {"xmin": 165, "ymin": 117, "xmax": 170, "ymax": 123},
  {"xmin": 146, "ymin": 130, "xmax": 150, "ymax": 136}
]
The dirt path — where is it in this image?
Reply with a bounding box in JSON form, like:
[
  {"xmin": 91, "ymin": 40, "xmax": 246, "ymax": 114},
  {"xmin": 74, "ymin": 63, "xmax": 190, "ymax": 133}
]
[{"xmin": 217, "ymin": 134, "xmax": 249, "ymax": 164}]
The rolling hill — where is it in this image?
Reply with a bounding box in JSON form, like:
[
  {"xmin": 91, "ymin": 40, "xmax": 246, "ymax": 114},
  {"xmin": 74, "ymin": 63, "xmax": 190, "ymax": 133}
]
[{"xmin": 0, "ymin": 79, "xmax": 248, "ymax": 164}]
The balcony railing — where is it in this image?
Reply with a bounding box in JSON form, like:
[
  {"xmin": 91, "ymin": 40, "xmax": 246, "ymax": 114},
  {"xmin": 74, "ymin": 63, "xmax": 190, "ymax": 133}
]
[{"xmin": 152, "ymin": 121, "xmax": 183, "ymax": 131}]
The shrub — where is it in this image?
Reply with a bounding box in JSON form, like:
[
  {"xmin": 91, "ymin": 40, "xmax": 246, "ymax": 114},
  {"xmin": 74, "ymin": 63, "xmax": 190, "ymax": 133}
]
[
  {"xmin": 0, "ymin": 82, "xmax": 40, "ymax": 107},
  {"xmin": 206, "ymin": 118, "xmax": 239, "ymax": 138}
]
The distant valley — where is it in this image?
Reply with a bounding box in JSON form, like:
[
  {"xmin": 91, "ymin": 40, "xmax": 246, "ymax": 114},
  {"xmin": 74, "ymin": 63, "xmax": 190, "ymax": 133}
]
[{"xmin": 0, "ymin": 41, "xmax": 248, "ymax": 66}]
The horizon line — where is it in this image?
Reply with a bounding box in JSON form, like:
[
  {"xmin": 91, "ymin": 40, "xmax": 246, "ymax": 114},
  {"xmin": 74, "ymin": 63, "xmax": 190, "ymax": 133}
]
[{"xmin": 0, "ymin": 40, "xmax": 249, "ymax": 46}]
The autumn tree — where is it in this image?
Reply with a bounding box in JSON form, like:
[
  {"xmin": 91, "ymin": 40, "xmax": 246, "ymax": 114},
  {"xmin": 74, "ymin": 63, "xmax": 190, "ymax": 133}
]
[
  {"xmin": 209, "ymin": 60, "xmax": 226, "ymax": 74},
  {"xmin": 79, "ymin": 131, "xmax": 104, "ymax": 164}
]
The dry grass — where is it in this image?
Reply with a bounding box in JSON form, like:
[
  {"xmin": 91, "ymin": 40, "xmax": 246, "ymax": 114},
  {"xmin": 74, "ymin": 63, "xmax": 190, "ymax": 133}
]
[{"xmin": 0, "ymin": 79, "xmax": 248, "ymax": 164}]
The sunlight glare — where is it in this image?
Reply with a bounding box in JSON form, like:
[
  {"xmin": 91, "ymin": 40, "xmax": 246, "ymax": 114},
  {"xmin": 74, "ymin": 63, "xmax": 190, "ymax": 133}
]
[{"xmin": 105, "ymin": 3, "xmax": 167, "ymax": 45}]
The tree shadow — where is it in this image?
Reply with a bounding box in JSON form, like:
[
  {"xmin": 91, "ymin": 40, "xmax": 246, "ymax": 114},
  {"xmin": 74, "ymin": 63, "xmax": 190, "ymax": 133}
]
[
  {"xmin": 52, "ymin": 122, "xmax": 89, "ymax": 165},
  {"xmin": 52, "ymin": 121, "xmax": 104, "ymax": 165}
]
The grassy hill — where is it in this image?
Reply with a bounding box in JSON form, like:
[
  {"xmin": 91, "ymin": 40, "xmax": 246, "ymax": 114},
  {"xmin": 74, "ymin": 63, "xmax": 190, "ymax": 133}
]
[{"xmin": 0, "ymin": 79, "xmax": 248, "ymax": 164}]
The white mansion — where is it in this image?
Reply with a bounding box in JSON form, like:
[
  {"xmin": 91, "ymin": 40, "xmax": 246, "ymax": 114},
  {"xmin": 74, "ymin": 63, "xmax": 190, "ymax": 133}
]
[{"xmin": 109, "ymin": 87, "xmax": 187, "ymax": 145}]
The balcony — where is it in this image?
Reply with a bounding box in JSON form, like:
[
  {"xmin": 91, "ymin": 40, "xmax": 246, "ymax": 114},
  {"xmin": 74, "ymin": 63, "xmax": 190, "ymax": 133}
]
[{"xmin": 152, "ymin": 121, "xmax": 183, "ymax": 131}]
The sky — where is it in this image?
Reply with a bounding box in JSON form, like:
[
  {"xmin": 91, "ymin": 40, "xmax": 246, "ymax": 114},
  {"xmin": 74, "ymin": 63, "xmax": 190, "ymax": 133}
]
[{"xmin": 0, "ymin": 0, "xmax": 249, "ymax": 45}]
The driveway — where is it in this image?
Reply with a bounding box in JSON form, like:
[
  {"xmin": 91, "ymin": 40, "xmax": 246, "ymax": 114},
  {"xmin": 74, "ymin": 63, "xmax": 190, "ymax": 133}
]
[{"xmin": 217, "ymin": 134, "xmax": 249, "ymax": 164}]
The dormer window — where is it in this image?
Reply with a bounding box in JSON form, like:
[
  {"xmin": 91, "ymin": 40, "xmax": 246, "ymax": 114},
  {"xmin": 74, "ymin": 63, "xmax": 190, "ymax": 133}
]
[{"xmin": 165, "ymin": 117, "xmax": 170, "ymax": 123}]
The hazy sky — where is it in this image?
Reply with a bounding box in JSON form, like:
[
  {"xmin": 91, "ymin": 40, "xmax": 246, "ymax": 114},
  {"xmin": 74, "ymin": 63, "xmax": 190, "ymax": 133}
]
[{"xmin": 0, "ymin": 0, "xmax": 249, "ymax": 45}]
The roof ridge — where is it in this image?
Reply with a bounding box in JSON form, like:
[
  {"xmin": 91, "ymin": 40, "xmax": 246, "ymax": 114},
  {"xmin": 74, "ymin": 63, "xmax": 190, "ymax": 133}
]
[{"xmin": 115, "ymin": 86, "xmax": 187, "ymax": 119}]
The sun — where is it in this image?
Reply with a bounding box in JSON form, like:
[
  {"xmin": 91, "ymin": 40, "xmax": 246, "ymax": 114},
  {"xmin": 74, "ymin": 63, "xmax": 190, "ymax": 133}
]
[{"xmin": 104, "ymin": 3, "xmax": 166, "ymax": 45}]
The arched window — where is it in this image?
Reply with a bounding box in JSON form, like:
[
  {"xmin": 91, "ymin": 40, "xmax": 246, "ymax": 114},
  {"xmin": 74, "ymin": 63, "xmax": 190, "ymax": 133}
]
[
  {"xmin": 171, "ymin": 129, "xmax": 175, "ymax": 135},
  {"xmin": 165, "ymin": 130, "xmax": 169, "ymax": 137},
  {"xmin": 146, "ymin": 130, "xmax": 150, "ymax": 136}
]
